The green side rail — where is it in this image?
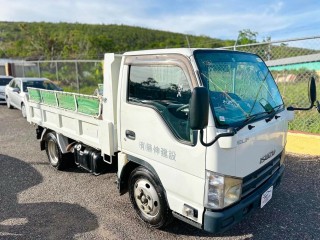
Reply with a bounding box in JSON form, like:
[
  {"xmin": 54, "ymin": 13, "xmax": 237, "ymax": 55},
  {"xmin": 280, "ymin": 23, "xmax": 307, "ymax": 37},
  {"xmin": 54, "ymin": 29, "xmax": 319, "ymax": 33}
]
[{"xmin": 28, "ymin": 88, "xmax": 102, "ymax": 117}]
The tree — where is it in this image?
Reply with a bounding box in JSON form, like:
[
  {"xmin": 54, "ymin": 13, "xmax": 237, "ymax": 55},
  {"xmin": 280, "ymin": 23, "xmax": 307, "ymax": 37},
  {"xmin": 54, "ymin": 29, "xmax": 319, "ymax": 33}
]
[
  {"xmin": 0, "ymin": 22, "xmax": 236, "ymax": 60},
  {"xmin": 19, "ymin": 23, "xmax": 64, "ymax": 60},
  {"xmin": 237, "ymin": 29, "xmax": 258, "ymax": 45}
]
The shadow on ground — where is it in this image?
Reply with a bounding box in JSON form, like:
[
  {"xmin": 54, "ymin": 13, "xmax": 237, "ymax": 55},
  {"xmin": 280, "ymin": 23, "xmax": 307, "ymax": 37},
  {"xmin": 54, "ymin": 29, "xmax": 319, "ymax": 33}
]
[{"xmin": 0, "ymin": 154, "xmax": 99, "ymax": 239}]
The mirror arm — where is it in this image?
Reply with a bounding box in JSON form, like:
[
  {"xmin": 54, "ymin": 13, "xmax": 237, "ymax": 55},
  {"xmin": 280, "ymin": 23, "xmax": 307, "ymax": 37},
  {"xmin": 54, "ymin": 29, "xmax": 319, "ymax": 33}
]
[
  {"xmin": 287, "ymin": 104, "xmax": 314, "ymax": 111},
  {"xmin": 199, "ymin": 128, "xmax": 236, "ymax": 147},
  {"xmin": 288, "ymin": 77, "xmax": 318, "ymax": 112}
]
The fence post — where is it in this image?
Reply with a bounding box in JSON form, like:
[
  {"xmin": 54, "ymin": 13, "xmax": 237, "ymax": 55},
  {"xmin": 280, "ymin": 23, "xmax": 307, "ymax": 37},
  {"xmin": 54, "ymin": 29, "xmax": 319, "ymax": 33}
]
[
  {"xmin": 55, "ymin": 61, "xmax": 59, "ymax": 82},
  {"xmin": 233, "ymin": 34, "xmax": 240, "ymax": 50},
  {"xmin": 75, "ymin": 61, "xmax": 79, "ymax": 93},
  {"xmin": 38, "ymin": 62, "xmax": 41, "ymax": 78},
  {"xmin": 22, "ymin": 61, "xmax": 25, "ymax": 77}
]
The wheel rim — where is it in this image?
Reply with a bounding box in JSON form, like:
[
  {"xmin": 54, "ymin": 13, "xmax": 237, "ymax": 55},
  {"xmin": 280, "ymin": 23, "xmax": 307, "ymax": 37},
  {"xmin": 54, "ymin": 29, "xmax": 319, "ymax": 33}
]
[
  {"xmin": 48, "ymin": 140, "xmax": 59, "ymax": 165},
  {"xmin": 133, "ymin": 179, "xmax": 160, "ymax": 218},
  {"xmin": 6, "ymin": 98, "xmax": 10, "ymax": 108},
  {"xmin": 22, "ymin": 105, "xmax": 26, "ymax": 117}
]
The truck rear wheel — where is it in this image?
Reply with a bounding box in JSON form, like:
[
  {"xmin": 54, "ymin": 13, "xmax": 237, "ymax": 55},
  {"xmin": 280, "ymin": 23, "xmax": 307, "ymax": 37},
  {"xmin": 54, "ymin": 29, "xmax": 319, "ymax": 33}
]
[
  {"xmin": 129, "ymin": 166, "xmax": 172, "ymax": 229},
  {"xmin": 45, "ymin": 132, "xmax": 74, "ymax": 170}
]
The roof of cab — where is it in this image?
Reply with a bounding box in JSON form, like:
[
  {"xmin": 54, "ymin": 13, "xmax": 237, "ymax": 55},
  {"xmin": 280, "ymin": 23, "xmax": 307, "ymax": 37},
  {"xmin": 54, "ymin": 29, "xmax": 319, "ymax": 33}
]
[
  {"xmin": 123, "ymin": 48, "xmax": 196, "ymax": 57},
  {"xmin": 123, "ymin": 48, "xmax": 238, "ymax": 58}
]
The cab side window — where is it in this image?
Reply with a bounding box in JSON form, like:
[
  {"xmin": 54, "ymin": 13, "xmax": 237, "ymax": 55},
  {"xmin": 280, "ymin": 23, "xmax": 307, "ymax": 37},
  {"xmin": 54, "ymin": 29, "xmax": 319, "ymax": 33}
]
[
  {"xmin": 9, "ymin": 80, "xmax": 15, "ymax": 88},
  {"xmin": 15, "ymin": 80, "xmax": 21, "ymax": 91},
  {"xmin": 128, "ymin": 65, "xmax": 192, "ymax": 142}
]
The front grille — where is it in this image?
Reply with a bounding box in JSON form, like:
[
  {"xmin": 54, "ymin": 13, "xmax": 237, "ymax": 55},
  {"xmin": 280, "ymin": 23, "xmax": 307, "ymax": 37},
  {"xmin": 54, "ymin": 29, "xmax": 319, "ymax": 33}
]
[{"xmin": 241, "ymin": 153, "xmax": 281, "ymax": 198}]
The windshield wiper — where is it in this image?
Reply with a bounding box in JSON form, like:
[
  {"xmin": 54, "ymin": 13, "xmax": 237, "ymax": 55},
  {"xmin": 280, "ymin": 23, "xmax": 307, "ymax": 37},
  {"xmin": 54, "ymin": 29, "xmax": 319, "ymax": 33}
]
[
  {"xmin": 265, "ymin": 104, "xmax": 284, "ymax": 122},
  {"xmin": 243, "ymin": 111, "xmax": 269, "ymax": 124},
  {"xmin": 234, "ymin": 111, "xmax": 268, "ymax": 131},
  {"xmin": 240, "ymin": 104, "xmax": 284, "ymax": 130}
]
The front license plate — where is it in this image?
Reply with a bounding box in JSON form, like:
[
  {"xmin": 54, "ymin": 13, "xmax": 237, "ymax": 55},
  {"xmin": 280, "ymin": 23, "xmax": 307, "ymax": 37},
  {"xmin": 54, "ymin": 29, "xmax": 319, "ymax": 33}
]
[{"xmin": 260, "ymin": 186, "xmax": 273, "ymax": 208}]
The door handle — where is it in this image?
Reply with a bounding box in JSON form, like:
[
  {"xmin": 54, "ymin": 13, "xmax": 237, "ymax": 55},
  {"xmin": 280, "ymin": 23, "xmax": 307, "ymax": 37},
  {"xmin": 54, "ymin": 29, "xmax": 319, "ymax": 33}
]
[{"xmin": 125, "ymin": 130, "xmax": 136, "ymax": 140}]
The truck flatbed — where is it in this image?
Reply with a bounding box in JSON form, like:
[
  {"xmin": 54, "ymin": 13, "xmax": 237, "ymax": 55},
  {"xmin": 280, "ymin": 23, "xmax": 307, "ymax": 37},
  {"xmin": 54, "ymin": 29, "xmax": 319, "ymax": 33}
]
[{"xmin": 27, "ymin": 88, "xmax": 115, "ymax": 156}]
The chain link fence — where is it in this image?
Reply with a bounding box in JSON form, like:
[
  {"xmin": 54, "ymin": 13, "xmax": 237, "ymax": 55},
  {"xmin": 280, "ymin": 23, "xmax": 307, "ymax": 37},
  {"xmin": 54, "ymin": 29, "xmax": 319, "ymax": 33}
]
[
  {"xmin": 223, "ymin": 36, "xmax": 320, "ymax": 134},
  {"xmin": 1, "ymin": 60, "xmax": 103, "ymax": 95},
  {"xmin": 2, "ymin": 36, "xmax": 320, "ymax": 133}
]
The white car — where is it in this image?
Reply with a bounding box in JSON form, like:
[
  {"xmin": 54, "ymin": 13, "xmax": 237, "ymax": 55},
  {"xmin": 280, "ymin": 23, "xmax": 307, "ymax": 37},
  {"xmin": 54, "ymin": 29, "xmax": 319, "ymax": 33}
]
[
  {"xmin": 5, "ymin": 77, "xmax": 62, "ymax": 117},
  {"xmin": 0, "ymin": 75, "xmax": 14, "ymax": 104}
]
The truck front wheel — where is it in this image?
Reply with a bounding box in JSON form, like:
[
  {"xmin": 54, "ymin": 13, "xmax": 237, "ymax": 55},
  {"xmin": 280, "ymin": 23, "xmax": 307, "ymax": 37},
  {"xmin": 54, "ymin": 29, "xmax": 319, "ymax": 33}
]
[
  {"xmin": 129, "ymin": 166, "xmax": 172, "ymax": 229},
  {"xmin": 45, "ymin": 132, "xmax": 73, "ymax": 170}
]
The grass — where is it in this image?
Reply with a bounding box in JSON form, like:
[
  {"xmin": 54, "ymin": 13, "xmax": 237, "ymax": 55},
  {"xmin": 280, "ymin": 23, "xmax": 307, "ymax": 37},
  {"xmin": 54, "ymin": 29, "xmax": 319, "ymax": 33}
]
[
  {"xmin": 59, "ymin": 85, "xmax": 97, "ymax": 95},
  {"xmin": 277, "ymin": 82, "xmax": 320, "ymax": 133}
]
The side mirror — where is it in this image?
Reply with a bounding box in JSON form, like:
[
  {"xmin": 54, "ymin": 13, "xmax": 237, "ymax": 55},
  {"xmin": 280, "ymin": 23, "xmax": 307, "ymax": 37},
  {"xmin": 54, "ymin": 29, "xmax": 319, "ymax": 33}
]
[
  {"xmin": 307, "ymin": 77, "xmax": 320, "ymax": 113},
  {"xmin": 189, "ymin": 87, "xmax": 238, "ymax": 147},
  {"xmin": 189, "ymin": 87, "xmax": 209, "ymax": 130},
  {"xmin": 287, "ymin": 77, "xmax": 317, "ymax": 111},
  {"xmin": 309, "ymin": 76, "xmax": 317, "ymax": 105},
  {"xmin": 12, "ymin": 88, "xmax": 20, "ymax": 93}
]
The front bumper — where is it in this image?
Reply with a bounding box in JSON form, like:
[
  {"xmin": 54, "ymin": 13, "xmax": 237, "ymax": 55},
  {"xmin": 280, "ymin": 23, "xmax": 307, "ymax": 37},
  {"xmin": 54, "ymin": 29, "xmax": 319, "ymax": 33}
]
[{"xmin": 203, "ymin": 165, "xmax": 285, "ymax": 233}]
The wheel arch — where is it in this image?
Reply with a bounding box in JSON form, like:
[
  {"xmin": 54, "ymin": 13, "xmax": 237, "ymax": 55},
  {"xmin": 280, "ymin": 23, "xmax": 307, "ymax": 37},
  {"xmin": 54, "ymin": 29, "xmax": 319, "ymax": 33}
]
[
  {"xmin": 39, "ymin": 128, "xmax": 50, "ymax": 151},
  {"xmin": 44, "ymin": 131, "xmax": 75, "ymax": 170},
  {"xmin": 119, "ymin": 155, "xmax": 169, "ymax": 207},
  {"xmin": 39, "ymin": 129, "xmax": 69, "ymax": 154}
]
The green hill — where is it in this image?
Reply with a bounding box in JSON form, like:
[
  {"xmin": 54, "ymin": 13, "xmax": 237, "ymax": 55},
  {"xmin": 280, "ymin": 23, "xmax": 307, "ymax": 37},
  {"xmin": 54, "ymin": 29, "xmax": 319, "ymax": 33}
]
[{"xmin": 0, "ymin": 21, "xmax": 234, "ymax": 60}]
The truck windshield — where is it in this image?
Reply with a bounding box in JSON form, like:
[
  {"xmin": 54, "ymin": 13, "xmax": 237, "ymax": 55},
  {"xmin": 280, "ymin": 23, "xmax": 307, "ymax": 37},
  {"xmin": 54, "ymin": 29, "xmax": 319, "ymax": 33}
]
[{"xmin": 194, "ymin": 50, "xmax": 284, "ymax": 128}]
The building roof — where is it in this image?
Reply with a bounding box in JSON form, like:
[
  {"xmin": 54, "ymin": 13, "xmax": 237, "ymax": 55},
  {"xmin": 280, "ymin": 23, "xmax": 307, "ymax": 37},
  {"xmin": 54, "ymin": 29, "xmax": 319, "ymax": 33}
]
[{"xmin": 266, "ymin": 53, "xmax": 320, "ymax": 67}]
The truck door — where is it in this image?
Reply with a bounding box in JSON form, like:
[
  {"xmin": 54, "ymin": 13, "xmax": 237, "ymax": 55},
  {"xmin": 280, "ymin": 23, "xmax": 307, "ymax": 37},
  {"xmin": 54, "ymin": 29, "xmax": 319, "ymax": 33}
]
[{"xmin": 119, "ymin": 54, "xmax": 206, "ymax": 216}]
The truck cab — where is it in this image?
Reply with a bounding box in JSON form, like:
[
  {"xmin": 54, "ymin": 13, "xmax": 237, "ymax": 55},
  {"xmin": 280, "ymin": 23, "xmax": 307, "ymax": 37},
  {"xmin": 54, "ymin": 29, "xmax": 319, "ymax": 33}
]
[{"xmin": 116, "ymin": 49, "xmax": 292, "ymax": 232}]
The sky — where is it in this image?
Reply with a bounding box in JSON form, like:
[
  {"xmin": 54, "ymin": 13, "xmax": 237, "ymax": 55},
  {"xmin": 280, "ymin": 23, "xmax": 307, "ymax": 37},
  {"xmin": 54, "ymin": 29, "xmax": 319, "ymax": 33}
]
[{"xmin": 0, "ymin": 0, "xmax": 319, "ymax": 42}]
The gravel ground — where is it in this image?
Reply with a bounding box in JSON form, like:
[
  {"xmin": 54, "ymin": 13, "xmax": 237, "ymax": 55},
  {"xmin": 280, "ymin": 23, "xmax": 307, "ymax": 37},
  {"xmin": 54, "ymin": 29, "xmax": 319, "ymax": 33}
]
[{"xmin": 0, "ymin": 104, "xmax": 320, "ymax": 240}]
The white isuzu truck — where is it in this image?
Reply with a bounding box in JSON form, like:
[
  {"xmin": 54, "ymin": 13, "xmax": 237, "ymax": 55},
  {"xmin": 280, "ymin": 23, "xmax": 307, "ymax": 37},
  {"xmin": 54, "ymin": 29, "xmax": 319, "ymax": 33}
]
[{"xmin": 25, "ymin": 49, "xmax": 319, "ymax": 233}]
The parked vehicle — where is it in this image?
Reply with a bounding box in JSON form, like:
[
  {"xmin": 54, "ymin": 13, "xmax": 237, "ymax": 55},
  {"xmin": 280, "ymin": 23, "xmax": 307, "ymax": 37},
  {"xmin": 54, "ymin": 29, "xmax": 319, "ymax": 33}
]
[
  {"xmin": 25, "ymin": 49, "xmax": 319, "ymax": 233},
  {"xmin": 5, "ymin": 77, "xmax": 62, "ymax": 117},
  {"xmin": 0, "ymin": 75, "xmax": 14, "ymax": 104},
  {"xmin": 93, "ymin": 83, "xmax": 104, "ymax": 96}
]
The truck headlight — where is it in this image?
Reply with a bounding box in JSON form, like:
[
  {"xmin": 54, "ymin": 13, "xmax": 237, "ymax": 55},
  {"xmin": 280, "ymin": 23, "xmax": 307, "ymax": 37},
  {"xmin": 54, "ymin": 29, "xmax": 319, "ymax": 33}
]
[{"xmin": 204, "ymin": 171, "xmax": 242, "ymax": 209}]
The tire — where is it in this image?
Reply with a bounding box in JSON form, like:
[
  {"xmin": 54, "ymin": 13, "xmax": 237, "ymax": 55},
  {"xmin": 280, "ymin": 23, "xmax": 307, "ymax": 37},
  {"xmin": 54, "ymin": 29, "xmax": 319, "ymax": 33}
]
[
  {"xmin": 45, "ymin": 132, "xmax": 74, "ymax": 170},
  {"xmin": 6, "ymin": 97, "xmax": 13, "ymax": 109},
  {"xmin": 21, "ymin": 103, "xmax": 26, "ymax": 118},
  {"xmin": 129, "ymin": 166, "xmax": 172, "ymax": 229}
]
